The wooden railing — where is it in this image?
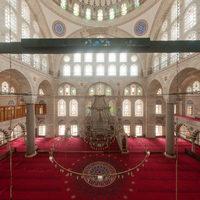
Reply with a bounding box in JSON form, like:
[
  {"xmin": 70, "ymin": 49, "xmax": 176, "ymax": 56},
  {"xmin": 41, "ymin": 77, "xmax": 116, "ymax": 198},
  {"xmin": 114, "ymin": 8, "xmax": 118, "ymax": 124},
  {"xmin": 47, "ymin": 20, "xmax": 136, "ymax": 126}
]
[{"xmin": 0, "ymin": 104, "xmax": 47, "ymax": 122}]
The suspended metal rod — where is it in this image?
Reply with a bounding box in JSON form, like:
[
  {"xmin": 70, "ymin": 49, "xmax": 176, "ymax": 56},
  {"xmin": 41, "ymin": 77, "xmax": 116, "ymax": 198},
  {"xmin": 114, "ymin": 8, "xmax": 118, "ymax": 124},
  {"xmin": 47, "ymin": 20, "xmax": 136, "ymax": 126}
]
[{"xmin": 1, "ymin": 38, "xmax": 200, "ymax": 54}]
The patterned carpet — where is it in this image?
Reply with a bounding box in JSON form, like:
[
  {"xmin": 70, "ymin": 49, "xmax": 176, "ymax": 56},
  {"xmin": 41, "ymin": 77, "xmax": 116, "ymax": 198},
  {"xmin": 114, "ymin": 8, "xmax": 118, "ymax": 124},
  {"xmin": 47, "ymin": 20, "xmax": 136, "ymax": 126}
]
[{"xmin": 0, "ymin": 138, "xmax": 200, "ymax": 200}]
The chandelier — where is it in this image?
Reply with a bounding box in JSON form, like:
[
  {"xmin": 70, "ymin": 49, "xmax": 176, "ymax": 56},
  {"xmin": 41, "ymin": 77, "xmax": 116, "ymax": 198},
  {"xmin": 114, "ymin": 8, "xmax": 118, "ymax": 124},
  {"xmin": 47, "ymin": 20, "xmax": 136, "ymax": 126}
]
[{"xmin": 83, "ymin": 95, "xmax": 116, "ymax": 151}]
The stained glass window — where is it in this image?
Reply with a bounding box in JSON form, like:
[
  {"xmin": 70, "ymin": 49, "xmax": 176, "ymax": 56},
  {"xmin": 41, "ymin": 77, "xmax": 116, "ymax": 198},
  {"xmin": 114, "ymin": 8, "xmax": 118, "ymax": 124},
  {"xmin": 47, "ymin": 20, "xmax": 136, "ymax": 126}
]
[
  {"xmin": 71, "ymin": 124, "xmax": 78, "ymax": 136},
  {"xmin": 135, "ymin": 99, "xmax": 143, "ymax": 117},
  {"xmin": 155, "ymin": 125, "xmax": 163, "ymax": 136},
  {"xmin": 122, "ymin": 99, "xmax": 131, "ymax": 117},
  {"xmin": 69, "ymin": 99, "xmax": 78, "ymax": 116},
  {"xmin": 58, "ymin": 99, "xmax": 66, "ymax": 116},
  {"xmin": 97, "ymin": 9, "xmax": 103, "ymax": 21}
]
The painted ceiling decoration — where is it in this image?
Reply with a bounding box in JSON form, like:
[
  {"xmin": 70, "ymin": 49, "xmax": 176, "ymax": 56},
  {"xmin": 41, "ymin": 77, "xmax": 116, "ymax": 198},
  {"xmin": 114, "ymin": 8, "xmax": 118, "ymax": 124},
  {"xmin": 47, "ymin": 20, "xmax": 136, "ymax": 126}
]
[{"xmin": 53, "ymin": 0, "xmax": 147, "ymax": 21}]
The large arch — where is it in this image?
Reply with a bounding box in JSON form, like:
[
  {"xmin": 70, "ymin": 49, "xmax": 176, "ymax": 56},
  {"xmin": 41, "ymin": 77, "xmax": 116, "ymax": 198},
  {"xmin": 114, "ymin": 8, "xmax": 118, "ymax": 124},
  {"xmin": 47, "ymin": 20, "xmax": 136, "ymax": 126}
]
[
  {"xmin": 169, "ymin": 68, "xmax": 200, "ymax": 95},
  {"xmin": 148, "ymin": 79, "xmax": 163, "ymax": 96},
  {"xmin": 0, "ymin": 69, "xmax": 32, "ymax": 94}
]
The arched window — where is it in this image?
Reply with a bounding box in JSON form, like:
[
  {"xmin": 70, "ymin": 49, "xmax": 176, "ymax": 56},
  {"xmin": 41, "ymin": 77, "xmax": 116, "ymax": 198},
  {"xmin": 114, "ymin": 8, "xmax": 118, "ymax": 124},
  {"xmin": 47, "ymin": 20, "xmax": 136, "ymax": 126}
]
[
  {"xmin": 124, "ymin": 83, "xmax": 143, "ymax": 96},
  {"xmin": 135, "ymin": 125, "xmax": 143, "ymax": 137},
  {"xmin": 130, "ymin": 64, "xmax": 138, "ymax": 76},
  {"xmin": 69, "ymin": 99, "xmax": 78, "ymax": 117},
  {"xmin": 109, "ymin": 8, "xmax": 115, "ymax": 20},
  {"xmin": 186, "ymin": 100, "xmax": 193, "ymax": 116},
  {"xmin": 63, "ymin": 64, "xmax": 71, "ymax": 76},
  {"xmin": 33, "ymin": 54, "xmax": 40, "ymax": 69},
  {"xmin": 97, "ymin": 9, "xmax": 103, "ymax": 21},
  {"xmin": 119, "ymin": 64, "xmax": 127, "ymax": 76},
  {"xmin": 1, "ymin": 82, "xmax": 9, "ymax": 93},
  {"xmin": 21, "ymin": 23, "xmax": 30, "ymax": 38},
  {"xmin": 73, "ymin": 64, "xmax": 81, "ymax": 76},
  {"xmin": 10, "ymin": 87, "xmax": 15, "ymax": 94},
  {"xmin": 135, "ymin": 99, "xmax": 143, "ymax": 117},
  {"xmin": 11, "ymin": 125, "xmax": 23, "ymax": 140},
  {"xmin": 58, "ymin": 84, "xmax": 76, "ymax": 96},
  {"xmin": 85, "ymin": 8, "xmax": 91, "ymax": 20},
  {"xmin": 155, "ymin": 125, "xmax": 163, "ymax": 136},
  {"xmin": 122, "ymin": 99, "xmax": 131, "ymax": 117},
  {"xmin": 5, "ymin": 6, "xmax": 17, "ymax": 34},
  {"xmin": 121, "ymin": 3, "xmax": 127, "ymax": 15},
  {"xmin": 155, "ymin": 102, "xmax": 162, "ymax": 114},
  {"xmin": 21, "ymin": 1, "xmax": 30, "ymax": 24},
  {"xmin": 39, "ymin": 88, "xmax": 45, "ymax": 96},
  {"xmin": 108, "ymin": 64, "xmax": 116, "ymax": 76},
  {"xmin": 124, "ymin": 124, "xmax": 131, "ymax": 136},
  {"xmin": 38, "ymin": 125, "xmax": 46, "ymax": 136},
  {"xmin": 89, "ymin": 83, "xmax": 112, "ymax": 96},
  {"xmin": 73, "ymin": 3, "xmax": 79, "ymax": 16},
  {"xmin": 21, "ymin": 54, "xmax": 31, "ymax": 64},
  {"xmin": 84, "ymin": 65, "xmax": 92, "ymax": 76},
  {"xmin": 193, "ymin": 81, "xmax": 200, "ymax": 92},
  {"xmin": 70, "ymin": 124, "xmax": 78, "ymax": 136},
  {"xmin": 41, "ymin": 57, "xmax": 48, "ymax": 72},
  {"xmin": 58, "ymin": 99, "xmax": 66, "ymax": 116},
  {"xmin": 184, "ymin": 4, "xmax": 197, "ymax": 33},
  {"xmin": 58, "ymin": 124, "xmax": 65, "ymax": 136},
  {"xmin": 60, "ymin": 0, "xmax": 67, "ymax": 9},
  {"xmin": 96, "ymin": 65, "xmax": 105, "ymax": 76},
  {"xmin": 157, "ymin": 88, "xmax": 162, "ymax": 95}
]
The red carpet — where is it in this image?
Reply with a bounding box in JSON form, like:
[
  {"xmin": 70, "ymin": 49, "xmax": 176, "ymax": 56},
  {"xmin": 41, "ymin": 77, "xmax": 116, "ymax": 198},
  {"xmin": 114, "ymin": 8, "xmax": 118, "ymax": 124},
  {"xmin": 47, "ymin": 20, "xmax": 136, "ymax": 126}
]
[{"xmin": 0, "ymin": 138, "xmax": 200, "ymax": 200}]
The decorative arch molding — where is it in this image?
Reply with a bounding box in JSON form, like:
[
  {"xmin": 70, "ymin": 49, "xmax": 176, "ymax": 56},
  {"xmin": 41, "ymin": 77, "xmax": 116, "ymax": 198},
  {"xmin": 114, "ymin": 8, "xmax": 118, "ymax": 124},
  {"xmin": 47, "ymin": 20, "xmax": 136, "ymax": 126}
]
[
  {"xmin": 38, "ymin": 79, "xmax": 54, "ymax": 96},
  {"xmin": 148, "ymin": 79, "xmax": 163, "ymax": 96},
  {"xmin": 168, "ymin": 68, "xmax": 200, "ymax": 96},
  {"xmin": 12, "ymin": 123, "xmax": 26, "ymax": 136},
  {"xmin": 0, "ymin": 69, "xmax": 33, "ymax": 97}
]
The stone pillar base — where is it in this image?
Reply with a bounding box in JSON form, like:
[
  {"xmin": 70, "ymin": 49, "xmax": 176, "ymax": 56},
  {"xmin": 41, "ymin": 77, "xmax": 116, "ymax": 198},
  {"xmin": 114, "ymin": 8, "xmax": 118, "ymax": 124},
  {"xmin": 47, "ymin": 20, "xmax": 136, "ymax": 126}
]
[
  {"xmin": 25, "ymin": 151, "xmax": 37, "ymax": 158},
  {"xmin": 164, "ymin": 152, "xmax": 176, "ymax": 159}
]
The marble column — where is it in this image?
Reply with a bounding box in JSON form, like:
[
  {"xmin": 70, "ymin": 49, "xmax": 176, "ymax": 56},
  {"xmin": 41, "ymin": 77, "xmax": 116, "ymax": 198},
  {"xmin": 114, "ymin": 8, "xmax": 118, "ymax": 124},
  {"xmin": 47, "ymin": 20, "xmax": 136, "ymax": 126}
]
[
  {"xmin": 25, "ymin": 103, "xmax": 37, "ymax": 157},
  {"xmin": 165, "ymin": 102, "xmax": 175, "ymax": 158}
]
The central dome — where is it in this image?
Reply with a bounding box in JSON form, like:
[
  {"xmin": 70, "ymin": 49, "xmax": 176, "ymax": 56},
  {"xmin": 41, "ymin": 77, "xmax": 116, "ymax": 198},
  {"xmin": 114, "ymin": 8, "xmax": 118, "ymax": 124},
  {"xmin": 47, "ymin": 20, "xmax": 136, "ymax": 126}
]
[{"xmin": 53, "ymin": 0, "xmax": 147, "ymax": 21}]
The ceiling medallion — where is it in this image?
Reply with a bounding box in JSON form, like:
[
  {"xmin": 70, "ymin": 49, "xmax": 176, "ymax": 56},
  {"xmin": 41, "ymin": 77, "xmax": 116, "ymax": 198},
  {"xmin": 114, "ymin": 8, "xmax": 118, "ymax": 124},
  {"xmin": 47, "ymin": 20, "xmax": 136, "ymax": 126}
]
[
  {"xmin": 52, "ymin": 20, "xmax": 66, "ymax": 37},
  {"xmin": 134, "ymin": 19, "xmax": 148, "ymax": 36},
  {"xmin": 83, "ymin": 161, "xmax": 116, "ymax": 188}
]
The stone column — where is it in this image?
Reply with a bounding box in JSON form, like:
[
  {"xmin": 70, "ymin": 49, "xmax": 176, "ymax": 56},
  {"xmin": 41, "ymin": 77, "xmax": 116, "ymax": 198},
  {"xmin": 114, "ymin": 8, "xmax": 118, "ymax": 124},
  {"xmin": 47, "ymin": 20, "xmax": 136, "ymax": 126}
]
[
  {"xmin": 165, "ymin": 102, "xmax": 176, "ymax": 158},
  {"xmin": 25, "ymin": 103, "xmax": 37, "ymax": 157}
]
